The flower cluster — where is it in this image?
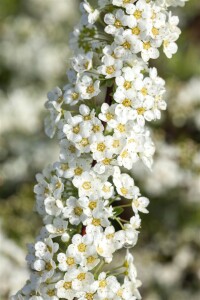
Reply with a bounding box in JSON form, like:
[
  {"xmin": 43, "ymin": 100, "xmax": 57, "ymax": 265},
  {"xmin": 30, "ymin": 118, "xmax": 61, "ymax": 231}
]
[{"xmin": 13, "ymin": 0, "xmax": 186, "ymax": 299}]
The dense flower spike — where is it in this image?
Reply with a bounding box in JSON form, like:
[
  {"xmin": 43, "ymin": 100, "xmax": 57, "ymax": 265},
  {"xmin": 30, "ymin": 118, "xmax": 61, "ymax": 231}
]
[{"xmin": 12, "ymin": 0, "xmax": 187, "ymax": 299}]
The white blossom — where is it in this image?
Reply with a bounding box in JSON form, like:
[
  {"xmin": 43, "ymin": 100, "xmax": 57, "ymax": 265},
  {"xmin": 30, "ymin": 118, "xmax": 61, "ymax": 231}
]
[{"xmin": 14, "ymin": 0, "xmax": 185, "ymax": 299}]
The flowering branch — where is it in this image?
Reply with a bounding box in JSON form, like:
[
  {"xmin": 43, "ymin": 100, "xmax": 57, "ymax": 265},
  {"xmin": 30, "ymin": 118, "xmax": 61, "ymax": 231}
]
[{"xmin": 12, "ymin": 0, "xmax": 187, "ymax": 299}]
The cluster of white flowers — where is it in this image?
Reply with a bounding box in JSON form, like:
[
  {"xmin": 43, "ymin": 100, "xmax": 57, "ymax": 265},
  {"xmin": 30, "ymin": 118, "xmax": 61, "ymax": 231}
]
[{"xmin": 13, "ymin": 0, "xmax": 186, "ymax": 299}]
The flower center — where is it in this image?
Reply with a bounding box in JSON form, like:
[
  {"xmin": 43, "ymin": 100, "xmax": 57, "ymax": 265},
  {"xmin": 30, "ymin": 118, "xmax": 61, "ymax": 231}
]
[
  {"xmin": 69, "ymin": 145, "xmax": 76, "ymax": 153},
  {"xmin": 132, "ymin": 26, "xmax": 140, "ymax": 35},
  {"xmin": 45, "ymin": 262, "xmax": 53, "ymax": 271},
  {"xmin": 72, "ymin": 92, "xmax": 79, "ymax": 100},
  {"xmin": 112, "ymin": 140, "xmax": 120, "ymax": 148},
  {"xmin": 106, "ymin": 112, "xmax": 114, "ymax": 120},
  {"xmin": 102, "ymin": 158, "xmax": 112, "ymax": 165},
  {"xmin": 84, "ymin": 115, "xmax": 91, "ymax": 121},
  {"xmin": 122, "ymin": 41, "xmax": 131, "ymax": 49},
  {"xmin": 106, "ymin": 233, "xmax": 114, "ymax": 239},
  {"xmin": 143, "ymin": 41, "xmax": 151, "ymax": 50},
  {"xmin": 66, "ymin": 257, "xmax": 75, "ymax": 265},
  {"xmin": 106, "ymin": 66, "xmax": 115, "ymax": 75},
  {"xmin": 152, "ymin": 27, "xmax": 159, "ymax": 36},
  {"xmin": 120, "ymin": 187, "xmax": 128, "ymax": 195},
  {"xmin": 97, "ymin": 142, "xmax": 106, "ymax": 152},
  {"xmin": 92, "ymin": 218, "xmax": 101, "ymax": 226},
  {"xmin": 74, "ymin": 167, "xmax": 83, "ymax": 176},
  {"xmin": 73, "ymin": 125, "xmax": 80, "ymax": 134},
  {"xmin": 61, "ymin": 163, "xmax": 69, "ymax": 171},
  {"xmin": 102, "ymin": 185, "xmax": 110, "ymax": 193},
  {"xmin": 117, "ymin": 124, "xmax": 125, "ymax": 132},
  {"xmin": 163, "ymin": 40, "xmax": 169, "ymax": 47},
  {"xmin": 99, "ymin": 280, "xmax": 107, "ymax": 288},
  {"xmin": 117, "ymin": 289, "xmax": 123, "ymax": 297},
  {"xmin": 141, "ymin": 87, "xmax": 147, "ymax": 96},
  {"xmin": 134, "ymin": 10, "xmax": 142, "ymax": 19},
  {"xmin": 47, "ymin": 289, "xmax": 55, "ymax": 296},
  {"xmin": 55, "ymin": 181, "xmax": 62, "ymax": 189},
  {"xmin": 80, "ymin": 138, "xmax": 89, "ymax": 147},
  {"xmin": 87, "ymin": 256, "xmax": 96, "ymax": 264},
  {"xmin": 63, "ymin": 282, "xmax": 72, "ymax": 290},
  {"xmin": 78, "ymin": 243, "xmax": 86, "ymax": 252},
  {"xmin": 114, "ymin": 19, "xmax": 122, "ymax": 28},
  {"xmin": 89, "ymin": 201, "xmax": 97, "ymax": 210},
  {"xmin": 87, "ymin": 85, "xmax": 95, "ymax": 94},
  {"xmin": 124, "ymin": 81, "xmax": 132, "ymax": 89},
  {"xmin": 122, "ymin": 98, "xmax": 132, "ymax": 107},
  {"xmin": 77, "ymin": 273, "xmax": 86, "ymax": 281},
  {"xmin": 137, "ymin": 107, "xmax": 145, "ymax": 115},
  {"xmin": 82, "ymin": 181, "xmax": 91, "ymax": 190},
  {"xmin": 121, "ymin": 150, "xmax": 128, "ymax": 158},
  {"xmin": 92, "ymin": 125, "xmax": 100, "ymax": 132},
  {"xmin": 86, "ymin": 293, "xmax": 94, "ymax": 300},
  {"xmin": 74, "ymin": 206, "xmax": 83, "ymax": 216}
]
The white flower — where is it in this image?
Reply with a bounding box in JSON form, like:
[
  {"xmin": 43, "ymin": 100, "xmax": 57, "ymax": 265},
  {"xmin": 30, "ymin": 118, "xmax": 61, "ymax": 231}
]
[
  {"xmin": 82, "ymin": 0, "xmax": 100, "ymax": 24},
  {"xmin": 33, "ymin": 257, "xmax": 56, "ymax": 282},
  {"xmin": 98, "ymin": 55, "xmax": 123, "ymax": 78},
  {"xmin": 49, "ymin": 175, "xmax": 64, "ymax": 199},
  {"xmin": 90, "ymin": 134, "xmax": 113, "ymax": 162},
  {"xmin": 69, "ymin": 233, "xmax": 95, "ymax": 261},
  {"xmin": 81, "ymin": 252, "xmax": 100, "ymax": 270},
  {"xmin": 99, "ymin": 103, "xmax": 118, "ymax": 127},
  {"xmin": 57, "ymin": 248, "xmax": 80, "ymax": 272},
  {"xmin": 132, "ymin": 196, "xmax": 149, "ymax": 214},
  {"xmin": 63, "ymin": 112, "xmax": 85, "ymax": 143},
  {"xmin": 45, "ymin": 217, "xmax": 69, "ymax": 241},
  {"xmin": 76, "ymin": 284, "xmax": 98, "ymax": 300},
  {"xmin": 101, "ymin": 181, "xmax": 115, "ymax": 199},
  {"xmin": 123, "ymin": 224, "xmax": 139, "ymax": 248},
  {"xmin": 71, "ymin": 52, "xmax": 93, "ymax": 73},
  {"xmin": 44, "ymin": 197, "xmax": 63, "ymax": 217},
  {"xmin": 115, "ymin": 65, "xmax": 144, "ymax": 92},
  {"xmin": 71, "ymin": 267, "xmax": 94, "ymax": 291},
  {"xmin": 104, "ymin": 9, "xmax": 127, "ymax": 35},
  {"xmin": 96, "ymin": 272, "xmax": 119, "ymax": 298},
  {"xmin": 113, "ymin": 167, "xmax": 140, "ymax": 199},
  {"xmin": 46, "ymin": 87, "xmax": 63, "ymax": 112},
  {"xmin": 59, "ymin": 139, "xmax": 81, "ymax": 162},
  {"xmin": 63, "ymin": 83, "xmax": 82, "ymax": 106},
  {"xmin": 84, "ymin": 202, "xmax": 111, "ymax": 230},
  {"xmin": 63, "ymin": 196, "xmax": 88, "ymax": 225},
  {"xmin": 163, "ymin": 32, "xmax": 178, "ymax": 58},
  {"xmin": 114, "ymin": 89, "xmax": 136, "ymax": 122},
  {"xmin": 120, "ymin": 277, "xmax": 141, "ymax": 299},
  {"xmin": 44, "ymin": 87, "xmax": 63, "ymax": 138},
  {"xmin": 34, "ymin": 238, "xmax": 59, "ymax": 260},
  {"xmin": 73, "ymin": 171, "xmax": 102, "ymax": 197},
  {"xmin": 55, "ymin": 271, "xmax": 76, "ymax": 300},
  {"xmin": 125, "ymin": 0, "xmax": 151, "ymax": 24},
  {"xmin": 141, "ymin": 39, "xmax": 160, "ymax": 61},
  {"xmin": 78, "ymin": 75, "xmax": 101, "ymax": 99},
  {"xmin": 114, "ymin": 31, "xmax": 142, "ymax": 58},
  {"xmin": 34, "ymin": 165, "xmax": 53, "ymax": 201},
  {"xmin": 94, "ymin": 231, "xmax": 116, "ymax": 262},
  {"xmin": 40, "ymin": 284, "xmax": 58, "ymax": 300},
  {"xmin": 44, "ymin": 110, "xmax": 61, "ymax": 138}
]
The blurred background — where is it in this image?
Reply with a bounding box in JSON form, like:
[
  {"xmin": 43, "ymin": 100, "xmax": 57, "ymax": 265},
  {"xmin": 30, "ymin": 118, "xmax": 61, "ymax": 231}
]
[{"xmin": 0, "ymin": 0, "xmax": 199, "ymax": 299}]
